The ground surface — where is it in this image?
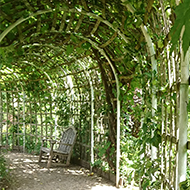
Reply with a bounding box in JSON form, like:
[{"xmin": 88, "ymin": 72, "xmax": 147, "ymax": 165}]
[{"xmin": 1, "ymin": 152, "xmax": 131, "ymax": 190}]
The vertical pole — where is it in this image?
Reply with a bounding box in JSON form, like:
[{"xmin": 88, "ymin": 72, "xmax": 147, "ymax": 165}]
[
  {"xmin": 75, "ymin": 36, "xmax": 121, "ymax": 187},
  {"xmin": 97, "ymin": 48, "xmax": 120, "ymax": 187},
  {"xmin": 175, "ymin": 55, "xmax": 180, "ymax": 190},
  {"xmin": 0, "ymin": 86, "xmax": 2, "ymax": 146},
  {"xmin": 23, "ymin": 92, "xmax": 26, "ymax": 153},
  {"xmin": 151, "ymin": 64, "xmax": 157, "ymax": 161},
  {"xmin": 140, "ymin": 25, "xmax": 157, "ymax": 183},
  {"xmin": 53, "ymin": 93, "xmax": 58, "ymax": 140},
  {"xmin": 66, "ymin": 75, "xmax": 74, "ymax": 125},
  {"xmin": 11, "ymin": 91, "xmax": 15, "ymax": 149},
  {"xmin": 98, "ymin": 48, "xmax": 121, "ymax": 187},
  {"xmin": 140, "ymin": 25, "xmax": 157, "ymax": 157},
  {"xmin": 6, "ymin": 91, "xmax": 9, "ymax": 147},
  {"xmin": 116, "ymin": 73, "xmax": 121, "ymax": 188},
  {"xmin": 178, "ymin": 48, "xmax": 189, "ymax": 189},
  {"xmin": 98, "ymin": 49, "xmax": 120, "ymax": 187},
  {"xmin": 80, "ymin": 60, "xmax": 95, "ymax": 171},
  {"xmin": 90, "ymin": 77, "xmax": 94, "ymax": 171}
]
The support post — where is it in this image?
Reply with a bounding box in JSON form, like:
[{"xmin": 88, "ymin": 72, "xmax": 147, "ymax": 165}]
[
  {"xmin": 90, "ymin": 77, "xmax": 94, "ymax": 171},
  {"xmin": 116, "ymin": 73, "xmax": 121, "ymax": 188},
  {"xmin": 76, "ymin": 35, "xmax": 121, "ymax": 187},
  {"xmin": 0, "ymin": 86, "xmax": 2, "ymax": 146},
  {"xmin": 78, "ymin": 59, "xmax": 95, "ymax": 171},
  {"xmin": 178, "ymin": 47, "xmax": 189, "ymax": 189},
  {"xmin": 23, "ymin": 92, "xmax": 26, "ymax": 153},
  {"xmin": 140, "ymin": 25, "xmax": 157, "ymax": 178}
]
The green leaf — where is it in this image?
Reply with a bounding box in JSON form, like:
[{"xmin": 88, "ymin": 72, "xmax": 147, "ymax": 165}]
[
  {"xmin": 144, "ymin": 72, "xmax": 151, "ymax": 78},
  {"xmin": 170, "ymin": 0, "xmax": 190, "ymax": 56},
  {"xmin": 143, "ymin": 179, "xmax": 150, "ymax": 190},
  {"xmin": 151, "ymin": 130, "xmax": 161, "ymax": 148},
  {"xmin": 17, "ymin": 47, "xmax": 24, "ymax": 56},
  {"xmin": 158, "ymin": 39, "xmax": 163, "ymax": 48},
  {"xmin": 23, "ymin": 11, "xmax": 30, "ymax": 18},
  {"xmin": 179, "ymin": 179, "xmax": 190, "ymax": 189},
  {"xmin": 142, "ymin": 123, "xmax": 147, "ymax": 133},
  {"xmin": 1, "ymin": 3, "xmax": 12, "ymax": 13},
  {"xmin": 82, "ymin": 42, "xmax": 91, "ymax": 50},
  {"xmin": 0, "ymin": 48, "xmax": 5, "ymax": 57},
  {"xmin": 70, "ymin": 35, "xmax": 78, "ymax": 43},
  {"xmin": 66, "ymin": 45, "xmax": 74, "ymax": 55},
  {"xmin": 85, "ymin": 50, "xmax": 91, "ymax": 55},
  {"xmin": 76, "ymin": 47, "xmax": 85, "ymax": 54},
  {"xmin": 5, "ymin": 62, "xmax": 12, "ymax": 68},
  {"xmin": 41, "ymin": 24, "xmax": 49, "ymax": 33},
  {"xmin": 7, "ymin": 31, "xmax": 15, "ymax": 40},
  {"xmin": 182, "ymin": 10, "xmax": 190, "ymax": 56}
]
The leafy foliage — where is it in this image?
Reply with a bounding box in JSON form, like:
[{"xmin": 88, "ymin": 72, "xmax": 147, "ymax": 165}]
[
  {"xmin": 0, "ymin": 0, "xmax": 189, "ymax": 189},
  {"xmin": 170, "ymin": 0, "xmax": 190, "ymax": 56},
  {"xmin": 0, "ymin": 154, "xmax": 11, "ymax": 188},
  {"xmin": 179, "ymin": 179, "xmax": 190, "ymax": 190}
]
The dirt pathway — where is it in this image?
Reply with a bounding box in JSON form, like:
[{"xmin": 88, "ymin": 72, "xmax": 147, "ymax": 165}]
[{"xmin": 2, "ymin": 152, "xmax": 128, "ymax": 190}]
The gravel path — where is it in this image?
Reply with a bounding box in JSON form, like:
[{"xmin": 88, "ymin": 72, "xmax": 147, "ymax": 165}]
[{"xmin": 2, "ymin": 152, "xmax": 129, "ymax": 190}]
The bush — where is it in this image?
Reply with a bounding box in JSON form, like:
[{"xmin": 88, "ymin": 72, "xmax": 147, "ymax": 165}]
[{"xmin": 0, "ymin": 154, "xmax": 10, "ymax": 189}]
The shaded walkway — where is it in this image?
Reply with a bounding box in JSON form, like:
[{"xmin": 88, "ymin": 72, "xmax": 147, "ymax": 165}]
[{"xmin": 3, "ymin": 152, "xmax": 129, "ymax": 190}]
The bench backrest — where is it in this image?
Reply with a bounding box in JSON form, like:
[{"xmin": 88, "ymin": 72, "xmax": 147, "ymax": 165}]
[{"xmin": 58, "ymin": 126, "xmax": 77, "ymax": 154}]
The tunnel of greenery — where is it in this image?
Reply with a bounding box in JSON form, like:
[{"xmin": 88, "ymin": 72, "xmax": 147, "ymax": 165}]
[{"xmin": 0, "ymin": 0, "xmax": 190, "ymax": 189}]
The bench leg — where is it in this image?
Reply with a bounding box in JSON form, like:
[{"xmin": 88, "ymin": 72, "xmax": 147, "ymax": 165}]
[
  {"xmin": 38, "ymin": 150, "xmax": 43, "ymax": 162},
  {"xmin": 47, "ymin": 151, "xmax": 53, "ymax": 168},
  {"xmin": 66, "ymin": 154, "xmax": 71, "ymax": 166}
]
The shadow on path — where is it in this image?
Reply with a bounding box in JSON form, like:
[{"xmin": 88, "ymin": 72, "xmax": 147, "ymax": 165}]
[{"xmin": 3, "ymin": 152, "xmax": 125, "ymax": 190}]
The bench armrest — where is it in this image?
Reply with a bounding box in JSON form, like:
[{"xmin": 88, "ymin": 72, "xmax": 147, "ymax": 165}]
[{"xmin": 59, "ymin": 142, "xmax": 72, "ymax": 146}]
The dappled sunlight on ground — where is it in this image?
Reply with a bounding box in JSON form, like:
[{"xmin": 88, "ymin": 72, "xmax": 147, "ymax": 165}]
[
  {"xmin": 91, "ymin": 185, "xmax": 138, "ymax": 190},
  {"xmin": 91, "ymin": 185, "xmax": 122, "ymax": 190},
  {"xmin": 3, "ymin": 152, "xmax": 139, "ymax": 190}
]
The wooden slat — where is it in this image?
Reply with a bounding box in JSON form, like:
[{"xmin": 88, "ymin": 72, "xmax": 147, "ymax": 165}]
[
  {"xmin": 91, "ymin": 20, "xmax": 101, "ymax": 35},
  {"xmin": 100, "ymin": 32, "xmax": 117, "ymax": 48},
  {"xmin": 74, "ymin": 14, "xmax": 84, "ymax": 32},
  {"xmin": 59, "ymin": 12, "xmax": 67, "ymax": 32},
  {"xmin": 65, "ymin": 13, "xmax": 75, "ymax": 32}
]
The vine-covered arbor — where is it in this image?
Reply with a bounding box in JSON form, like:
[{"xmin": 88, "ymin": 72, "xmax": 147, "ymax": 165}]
[{"xmin": 0, "ymin": 0, "xmax": 190, "ymax": 189}]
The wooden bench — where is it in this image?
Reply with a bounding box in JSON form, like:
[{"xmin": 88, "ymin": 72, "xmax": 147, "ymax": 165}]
[{"xmin": 38, "ymin": 126, "xmax": 77, "ymax": 168}]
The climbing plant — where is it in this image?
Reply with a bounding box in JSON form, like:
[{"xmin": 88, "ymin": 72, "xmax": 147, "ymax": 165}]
[{"xmin": 0, "ymin": 0, "xmax": 189, "ymax": 189}]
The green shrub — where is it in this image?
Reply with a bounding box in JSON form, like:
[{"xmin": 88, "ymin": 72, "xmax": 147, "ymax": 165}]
[
  {"xmin": 179, "ymin": 179, "xmax": 190, "ymax": 190},
  {"xmin": 0, "ymin": 154, "xmax": 10, "ymax": 188}
]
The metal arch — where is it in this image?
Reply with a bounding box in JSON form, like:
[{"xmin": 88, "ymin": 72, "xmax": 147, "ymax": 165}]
[
  {"xmin": 76, "ymin": 58, "xmax": 95, "ymax": 171},
  {"xmin": 20, "ymin": 43, "xmax": 90, "ymax": 131},
  {"xmin": 0, "ymin": 9, "xmax": 53, "ymax": 43},
  {"xmin": 75, "ymin": 35, "xmax": 121, "ymax": 187},
  {"xmin": 0, "ymin": 8, "xmax": 128, "ymax": 44},
  {"xmin": 0, "ymin": 8, "xmax": 122, "ymax": 186}
]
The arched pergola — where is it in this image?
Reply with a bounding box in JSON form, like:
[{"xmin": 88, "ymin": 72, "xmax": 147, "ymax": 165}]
[{"xmin": 0, "ymin": 1, "xmax": 189, "ymax": 189}]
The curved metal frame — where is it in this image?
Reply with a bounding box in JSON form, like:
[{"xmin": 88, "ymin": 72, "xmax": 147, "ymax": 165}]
[{"xmin": 0, "ymin": 8, "xmax": 124, "ymax": 187}]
